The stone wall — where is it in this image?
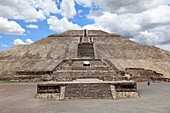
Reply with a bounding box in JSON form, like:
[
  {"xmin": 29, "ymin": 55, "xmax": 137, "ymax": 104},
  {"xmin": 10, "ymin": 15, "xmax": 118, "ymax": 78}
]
[
  {"xmin": 116, "ymin": 92, "xmax": 139, "ymax": 98},
  {"xmin": 125, "ymin": 68, "xmax": 163, "ymax": 80},
  {"xmin": 52, "ymin": 71, "xmax": 118, "ymax": 81},
  {"xmin": 65, "ymin": 83, "xmax": 112, "ymax": 99},
  {"xmin": 36, "ymin": 81, "xmax": 139, "ymax": 100},
  {"xmin": 14, "ymin": 58, "xmax": 126, "ymax": 82}
]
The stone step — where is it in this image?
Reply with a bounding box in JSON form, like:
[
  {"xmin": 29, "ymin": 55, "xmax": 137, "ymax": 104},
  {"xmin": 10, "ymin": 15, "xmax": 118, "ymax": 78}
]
[
  {"xmin": 78, "ymin": 43, "xmax": 95, "ymax": 58},
  {"xmin": 65, "ymin": 83, "xmax": 112, "ymax": 99}
]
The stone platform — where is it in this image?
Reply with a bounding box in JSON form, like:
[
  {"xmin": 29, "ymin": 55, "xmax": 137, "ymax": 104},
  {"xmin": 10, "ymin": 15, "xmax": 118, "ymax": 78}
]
[{"xmin": 36, "ymin": 80, "xmax": 139, "ymax": 100}]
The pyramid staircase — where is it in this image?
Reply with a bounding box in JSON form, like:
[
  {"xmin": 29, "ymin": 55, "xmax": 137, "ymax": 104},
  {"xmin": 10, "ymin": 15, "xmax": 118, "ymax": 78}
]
[{"xmin": 77, "ymin": 30, "xmax": 95, "ymax": 58}]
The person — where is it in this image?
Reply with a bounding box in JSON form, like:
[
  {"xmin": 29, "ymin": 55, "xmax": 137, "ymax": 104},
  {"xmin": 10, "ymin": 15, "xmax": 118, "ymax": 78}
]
[{"xmin": 147, "ymin": 81, "xmax": 150, "ymax": 86}]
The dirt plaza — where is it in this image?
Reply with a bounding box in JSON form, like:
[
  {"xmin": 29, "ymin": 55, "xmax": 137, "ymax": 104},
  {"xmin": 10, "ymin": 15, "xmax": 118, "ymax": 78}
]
[{"xmin": 0, "ymin": 82, "xmax": 170, "ymax": 113}]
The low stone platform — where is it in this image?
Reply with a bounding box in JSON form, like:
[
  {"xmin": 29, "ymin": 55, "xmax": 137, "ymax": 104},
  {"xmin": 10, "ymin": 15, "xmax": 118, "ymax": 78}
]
[{"xmin": 36, "ymin": 80, "xmax": 139, "ymax": 100}]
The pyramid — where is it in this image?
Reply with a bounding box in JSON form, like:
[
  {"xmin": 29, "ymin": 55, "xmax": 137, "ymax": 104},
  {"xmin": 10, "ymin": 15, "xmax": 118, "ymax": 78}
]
[{"xmin": 0, "ymin": 30, "xmax": 170, "ymax": 81}]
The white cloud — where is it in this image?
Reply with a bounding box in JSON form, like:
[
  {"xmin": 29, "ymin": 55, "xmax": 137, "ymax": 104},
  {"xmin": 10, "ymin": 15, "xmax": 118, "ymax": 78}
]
[
  {"xmin": 13, "ymin": 38, "xmax": 25, "ymax": 45},
  {"xmin": 26, "ymin": 38, "xmax": 33, "ymax": 44},
  {"xmin": 85, "ymin": 12, "xmax": 140, "ymax": 35},
  {"xmin": 0, "ymin": 44, "xmax": 8, "ymax": 47},
  {"xmin": 75, "ymin": 0, "xmax": 92, "ymax": 7},
  {"xmin": 82, "ymin": 24, "xmax": 111, "ymax": 33},
  {"xmin": 0, "ymin": 0, "xmax": 46, "ymax": 22},
  {"xmin": 78, "ymin": 10, "xmax": 83, "ymax": 15},
  {"xmin": 60, "ymin": 0, "xmax": 76, "ymax": 18},
  {"xmin": 156, "ymin": 44, "xmax": 170, "ymax": 52},
  {"xmin": 0, "ymin": 17, "xmax": 25, "ymax": 35},
  {"xmin": 26, "ymin": 24, "xmax": 38, "ymax": 29},
  {"xmin": 13, "ymin": 38, "xmax": 33, "ymax": 45},
  {"xmin": 0, "ymin": 0, "xmax": 59, "ymax": 22},
  {"xmin": 92, "ymin": 0, "xmax": 169, "ymax": 14},
  {"xmin": 84, "ymin": 4, "xmax": 170, "ymax": 48},
  {"xmin": 146, "ymin": 5, "xmax": 170, "ymax": 23},
  {"xmin": 47, "ymin": 16, "xmax": 80, "ymax": 32},
  {"xmin": 132, "ymin": 25, "xmax": 170, "ymax": 45},
  {"xmin": 34, "ymin": 0, "xmax": 59, "ymax": 16}
]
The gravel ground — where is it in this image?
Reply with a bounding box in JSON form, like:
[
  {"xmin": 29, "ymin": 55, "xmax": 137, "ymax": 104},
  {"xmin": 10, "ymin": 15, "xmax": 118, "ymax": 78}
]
[{"xmin": 0, "ymin": 82, "xmax": 170, "ymax": 113}]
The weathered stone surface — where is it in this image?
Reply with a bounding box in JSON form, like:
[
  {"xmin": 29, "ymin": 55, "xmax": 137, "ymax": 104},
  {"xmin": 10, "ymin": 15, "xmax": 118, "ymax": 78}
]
[
  {"xmin": 125, "ymin": 68, "xmax": 163, "ymax": 80},
  {"xmin": 0, "ymin": 30, "xmax": 170, "ymax": 78},
  {"xmin": 36, "ymin": 81, "xmax": 138, "ymax": 100},
  {"xmin": 65, "ymin": 83, "xmax": 112, "ymax": 99},
  {"xmin": 36, "ymin": 93, "xmax": 60, "ymax": 99},
  {"xmin": 110, "ymin": 85, "xmax": 117, "ymax": 99},
  {"xmin": 116, "ymin": 92, "xmax": 139, "ymax": 98},
  {"xmin": 59, "ymin": 86, "xmax": 66, "ymax": 100}
]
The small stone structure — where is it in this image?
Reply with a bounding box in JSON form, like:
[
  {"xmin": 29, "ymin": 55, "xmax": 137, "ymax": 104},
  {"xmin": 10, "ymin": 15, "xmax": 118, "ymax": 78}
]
[
  {"xmin": 125, "ymin": 68, "xmax": 165, "ymax": 82},
  {"xmin": 36, "ymin": 80, "xmax": 138, "ymax": 100}
]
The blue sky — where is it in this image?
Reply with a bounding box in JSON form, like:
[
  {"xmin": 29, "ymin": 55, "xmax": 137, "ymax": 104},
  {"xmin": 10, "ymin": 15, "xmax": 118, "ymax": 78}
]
[{"xmin": 0, "ymin": 0, "xmax": 170, "ymax": 51}]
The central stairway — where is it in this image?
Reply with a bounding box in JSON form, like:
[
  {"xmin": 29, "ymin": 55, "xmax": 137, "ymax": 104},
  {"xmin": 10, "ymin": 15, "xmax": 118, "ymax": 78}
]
[
  {"xmin": 78, "ymin": 43, "xmax": 95, "ymax": 58},
  {"xmin": 77, "ymin": 29, "xmax": 95, "ymax": 58}
]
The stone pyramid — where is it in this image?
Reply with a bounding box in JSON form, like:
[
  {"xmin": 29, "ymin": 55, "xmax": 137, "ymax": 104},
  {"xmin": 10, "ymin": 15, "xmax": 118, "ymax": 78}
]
[{"xmin": 0, "ymin": 30, "xmax": 170, "ymax": 81}]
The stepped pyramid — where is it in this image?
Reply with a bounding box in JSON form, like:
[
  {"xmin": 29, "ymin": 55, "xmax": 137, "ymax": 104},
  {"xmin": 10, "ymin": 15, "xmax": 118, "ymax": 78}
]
[
  {"xmin": 2, "ymin": 29, "xmax": 170, "ymax": 99},
  {"xmin": 0, "ymin": 29, "xmax": 170, "ymax": 80}
]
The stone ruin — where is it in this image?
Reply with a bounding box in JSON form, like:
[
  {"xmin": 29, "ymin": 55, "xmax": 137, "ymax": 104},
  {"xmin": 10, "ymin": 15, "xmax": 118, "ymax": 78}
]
[
  {"xmin": 125, "ymin": 68, "xmax": 168, "ymax": 82},
  {"xmin": 16, "ymin": 30, "xmax": 140, "ymax": 100},
  {"xmin": 36, "ymin": 80, "xmax": 138, "ymax": 100},
  {"xmin": 34, "ymin": 56, "xmax": 139, "ymax": 100}
]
